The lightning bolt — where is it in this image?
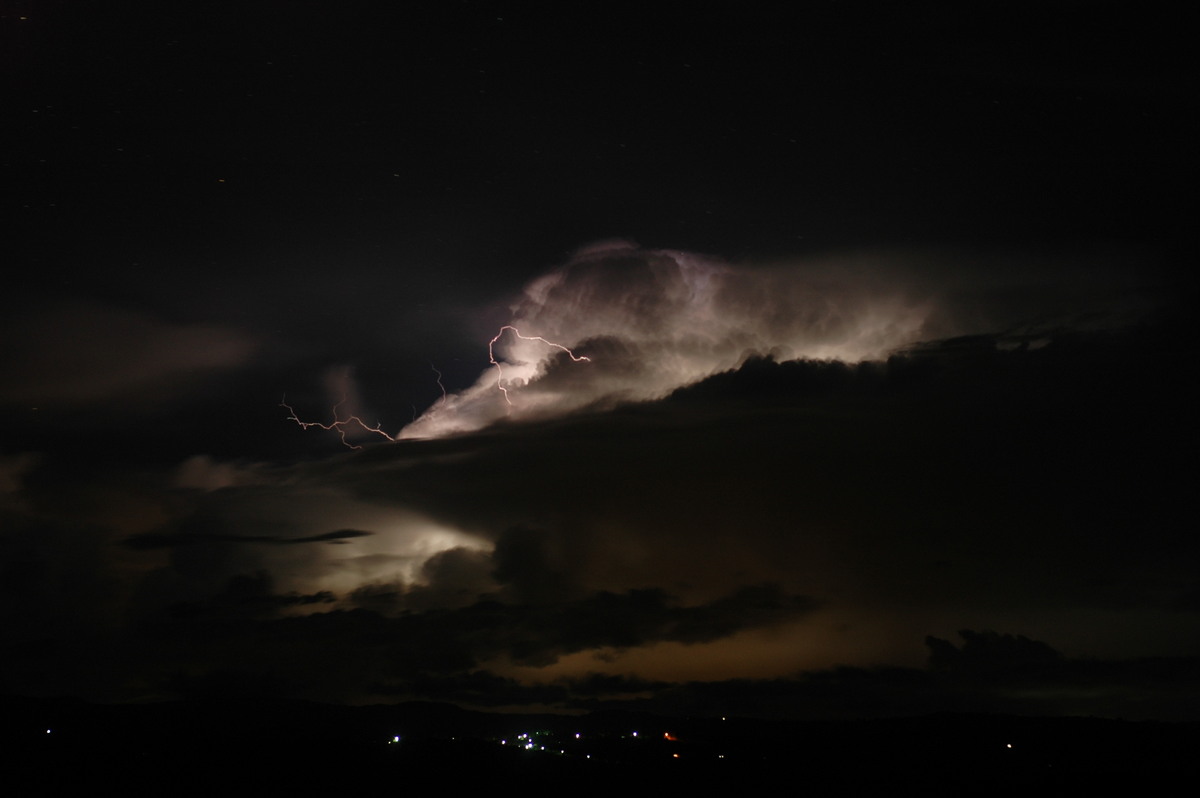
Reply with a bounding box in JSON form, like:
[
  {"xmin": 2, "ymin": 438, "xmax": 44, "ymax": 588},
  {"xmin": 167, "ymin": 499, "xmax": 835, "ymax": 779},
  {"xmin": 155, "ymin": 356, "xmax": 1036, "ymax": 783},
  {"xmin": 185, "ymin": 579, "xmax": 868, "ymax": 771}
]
[
  {"xmin": 284, "ymin": 327, "xmax": 591, "ymax": 446},
  {"xmin": 280, "ymin": 392, "xmax": 396, "ymax": 450},
  {"xmin": 488, "ymin": 325, "xmax": 591, "ymax": 405},
  {"xmin": 430, "ymin": 363, "xmax": 447, "ymax": 405}
]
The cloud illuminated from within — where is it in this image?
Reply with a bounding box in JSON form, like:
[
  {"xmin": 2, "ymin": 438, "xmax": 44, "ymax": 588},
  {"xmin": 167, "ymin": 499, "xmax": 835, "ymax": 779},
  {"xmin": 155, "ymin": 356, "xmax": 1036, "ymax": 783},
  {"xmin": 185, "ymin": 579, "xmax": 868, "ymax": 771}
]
[{"xmin": 401, "ymin": 243, "xmax": 1152, "ymax": 438}]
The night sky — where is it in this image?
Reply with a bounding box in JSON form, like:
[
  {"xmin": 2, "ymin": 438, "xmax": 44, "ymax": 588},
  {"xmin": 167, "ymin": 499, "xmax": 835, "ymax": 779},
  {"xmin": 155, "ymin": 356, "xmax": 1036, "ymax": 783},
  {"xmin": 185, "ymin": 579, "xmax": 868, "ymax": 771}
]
[{"xmin": 2, "ymin": 2, "xmax": 1196, "ymax": 719}]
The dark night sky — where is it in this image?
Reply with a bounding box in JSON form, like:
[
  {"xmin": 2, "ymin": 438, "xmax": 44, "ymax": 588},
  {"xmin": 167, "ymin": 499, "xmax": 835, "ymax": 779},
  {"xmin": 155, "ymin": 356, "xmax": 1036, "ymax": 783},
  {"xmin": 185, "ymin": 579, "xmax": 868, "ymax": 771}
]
[{"xmin": 2, "ymin": 1, "xmax": 1197, "ymax": 718}]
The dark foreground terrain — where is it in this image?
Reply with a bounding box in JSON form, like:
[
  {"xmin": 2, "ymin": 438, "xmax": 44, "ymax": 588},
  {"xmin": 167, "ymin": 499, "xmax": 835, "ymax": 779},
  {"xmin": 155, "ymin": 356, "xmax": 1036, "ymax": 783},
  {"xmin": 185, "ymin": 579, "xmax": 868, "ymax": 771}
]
[{"xmin": 5, "ymin": 696, "xmax": 1196, "ymax": 793}]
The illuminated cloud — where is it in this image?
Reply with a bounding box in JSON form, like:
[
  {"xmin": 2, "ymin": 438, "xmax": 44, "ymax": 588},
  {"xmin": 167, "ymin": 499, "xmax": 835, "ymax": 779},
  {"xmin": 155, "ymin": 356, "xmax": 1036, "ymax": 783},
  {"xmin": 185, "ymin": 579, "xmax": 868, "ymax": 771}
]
[
  {"xmin": 128, "ymin": 479, "xmax": 492, "ymax": 614},
  {"xmin": 401, "ymin": 244, "xmax": 1157, "ymax": 438}
]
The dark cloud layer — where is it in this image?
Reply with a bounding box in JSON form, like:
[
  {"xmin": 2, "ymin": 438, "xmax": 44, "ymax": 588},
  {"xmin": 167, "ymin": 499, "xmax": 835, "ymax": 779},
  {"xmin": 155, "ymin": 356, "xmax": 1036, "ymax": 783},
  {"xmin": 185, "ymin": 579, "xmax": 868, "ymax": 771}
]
[
  {"xmin": 575, "ymin": 631, "xmax": 1200, "ymax": 721},
  {"xmin": 125, "ymin": 527, "xmax": 373, "ymax": 550},
  {"xmin": 0, "ymin": 300, "xmax": 258, "ymax": 406},
  {"xmin": 3, "ymin": 309, "xmax": 1195, "ymax": 716}
]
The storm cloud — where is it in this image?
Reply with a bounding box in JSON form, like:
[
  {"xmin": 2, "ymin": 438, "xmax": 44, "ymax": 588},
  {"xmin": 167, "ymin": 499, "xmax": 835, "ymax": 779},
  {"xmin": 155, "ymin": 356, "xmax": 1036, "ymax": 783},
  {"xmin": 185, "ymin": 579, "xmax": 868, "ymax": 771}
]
[{"xmin": 401, "ymin": 244, "xmax": 1166, "ymax": 438}]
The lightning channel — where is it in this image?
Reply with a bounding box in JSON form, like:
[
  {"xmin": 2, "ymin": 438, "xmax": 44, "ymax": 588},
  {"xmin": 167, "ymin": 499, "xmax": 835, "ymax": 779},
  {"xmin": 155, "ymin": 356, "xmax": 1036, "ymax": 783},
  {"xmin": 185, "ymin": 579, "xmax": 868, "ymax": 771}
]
[
  {"xmin": 284, "ymin": 327, "xmax": 591, "ymax": 446},
  {"xmin": 280, "ymin": 393, "xmax": 396, "ymax": 450},
  {"xmin": 430, "ymin": 363, "xmax": 447, "ymax": 405},
  {"xmin": 488, "ymin": 325, "xmax": 591, "ymax": 406}
]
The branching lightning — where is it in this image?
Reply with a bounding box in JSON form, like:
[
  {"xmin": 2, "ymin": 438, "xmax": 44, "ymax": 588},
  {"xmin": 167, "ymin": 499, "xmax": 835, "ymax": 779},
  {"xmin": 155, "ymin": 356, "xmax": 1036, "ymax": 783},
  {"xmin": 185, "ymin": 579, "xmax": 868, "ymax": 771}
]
[
  {"xmin": 280, "ymin": 393, "xmax": 396, "ymax": 450},
  {"xmin": 488, "ymin": 325, "xmax": 590, "ymax": 405},
  {"xmin": 284, "ymin": 327, "xmax": 591, "ymax": 446}
]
